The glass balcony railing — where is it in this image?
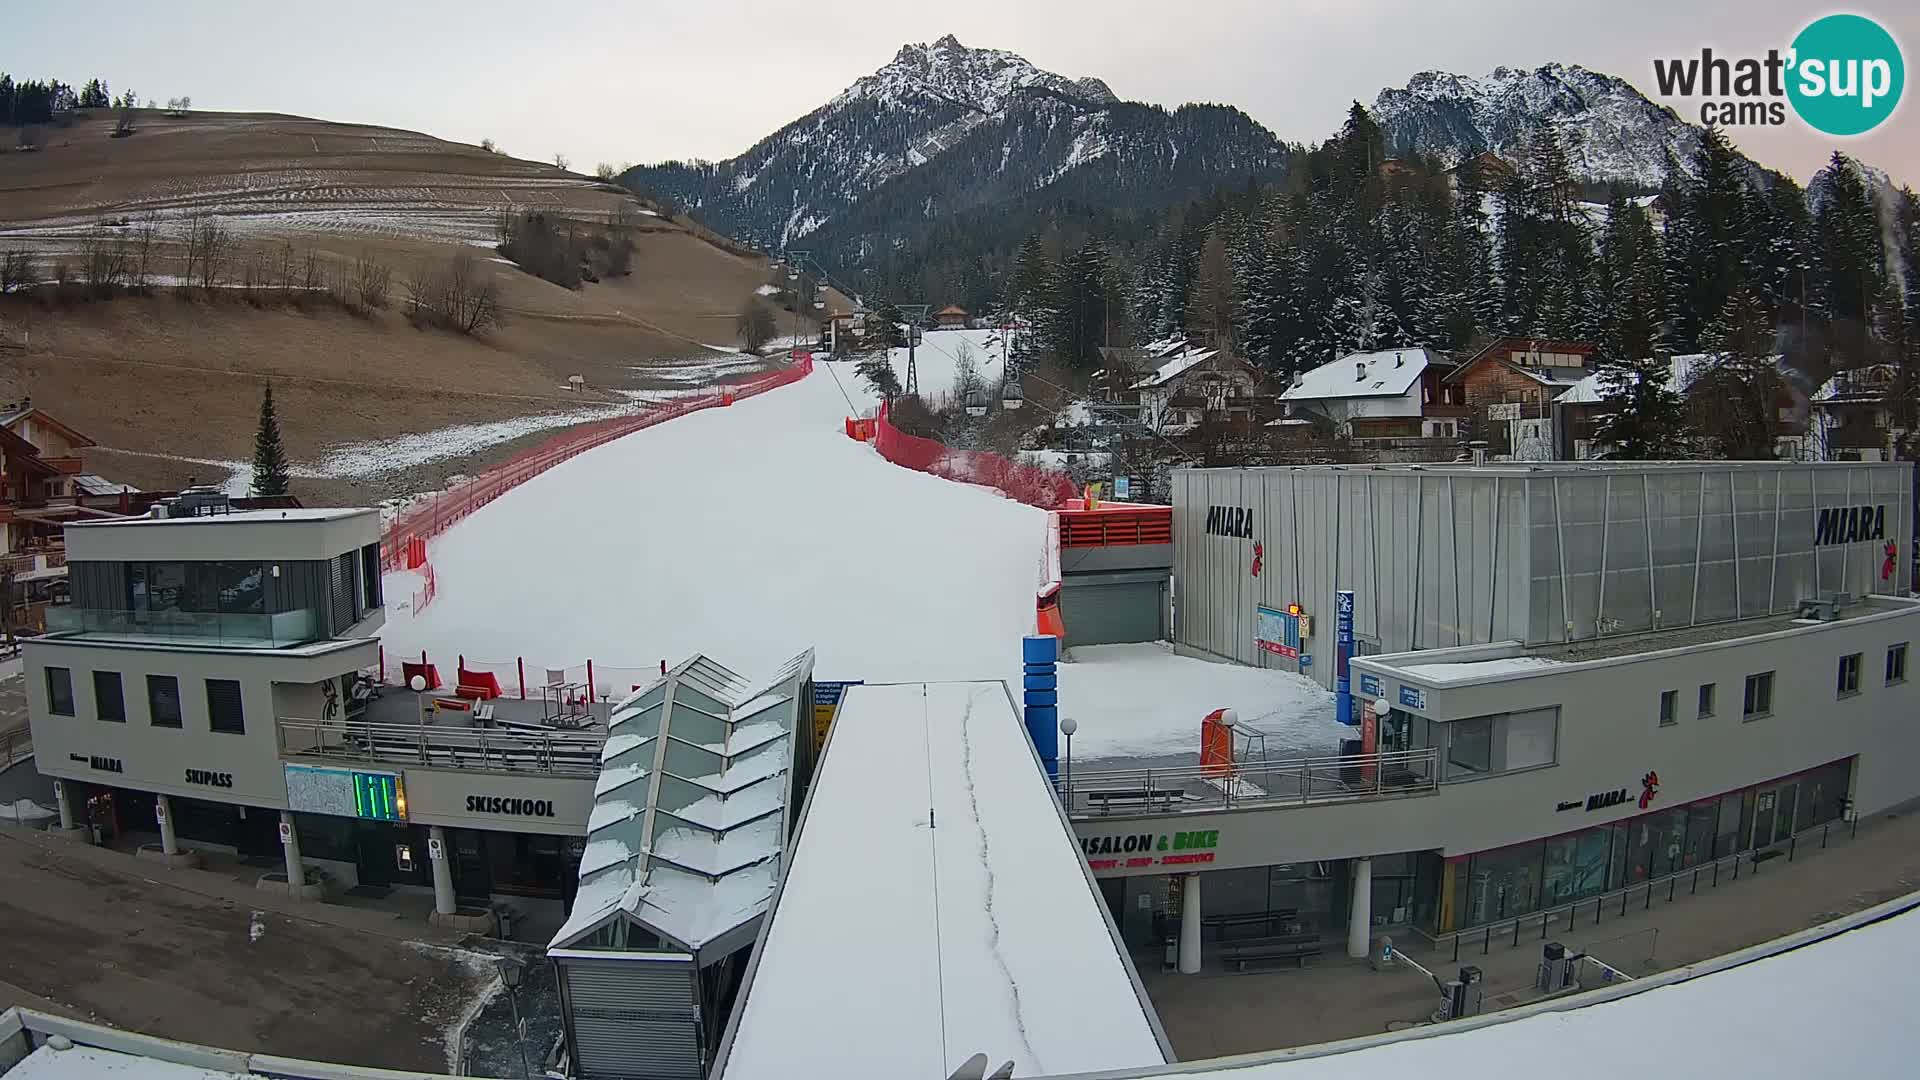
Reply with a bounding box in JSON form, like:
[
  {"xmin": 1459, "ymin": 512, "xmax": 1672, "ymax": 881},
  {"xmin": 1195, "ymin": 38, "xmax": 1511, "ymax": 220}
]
[{"xmin": 44, "ymin": 606, "xmax": 321, "ymax": 648}]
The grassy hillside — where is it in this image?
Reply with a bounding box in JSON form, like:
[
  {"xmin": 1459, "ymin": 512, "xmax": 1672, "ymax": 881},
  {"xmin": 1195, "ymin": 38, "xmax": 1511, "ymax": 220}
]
[{"xmin": 0, "ymin": 107, "xmax": 802, "ymax": 503}]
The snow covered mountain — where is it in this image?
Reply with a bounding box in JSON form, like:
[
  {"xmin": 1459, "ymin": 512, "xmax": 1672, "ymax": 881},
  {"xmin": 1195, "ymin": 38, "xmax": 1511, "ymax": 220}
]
[
  {"xmin": 626, "ymin": 34, "xmax": 1287, "ymax": 253},
  {"xmin": 1373, "ymin": 63, "xmax": 1705, "ymax": 188}
]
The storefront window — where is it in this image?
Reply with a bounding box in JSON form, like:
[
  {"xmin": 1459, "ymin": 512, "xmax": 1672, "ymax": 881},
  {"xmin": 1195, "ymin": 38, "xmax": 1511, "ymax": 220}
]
[{"xmin": 1466, "ymin": 840, "xmax": 1542, "ymax": 924}]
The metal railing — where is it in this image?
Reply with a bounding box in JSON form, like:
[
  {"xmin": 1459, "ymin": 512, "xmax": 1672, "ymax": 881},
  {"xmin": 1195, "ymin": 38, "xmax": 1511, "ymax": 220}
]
[
  {"xmin": 1419, "ymin": 813, "xmax": 1862, "ymax": 962},
  {"xmin": 46, "ymin": 606, "xmax": 319, "ymax": 647},
  {"xmin": 278, "ymin": 717, "xmax": 606, "ymax": 776},
  {"xmin": 0, "ymin": 726, "xmax": 30, "ymax": 770},
  {"xmin": 1061, "ymin": 747, "xmax": 1438, "ymax": 816}
]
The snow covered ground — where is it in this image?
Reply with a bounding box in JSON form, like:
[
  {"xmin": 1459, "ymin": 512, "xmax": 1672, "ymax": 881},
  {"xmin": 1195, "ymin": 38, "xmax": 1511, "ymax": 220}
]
[
  {"xmin": 718, "ymin": 680, "xmax": 1167, "ymax": 1080},
  {"xmin": 1188, "ymin": 896, "xmax": 1920, "ymax": 1080},
  {"xmin": 876, "ymin": 327, "xmax": 1016, "ymax": 406},
  {"xmin": 1059, "ymin": 644, "xmax": 1341, "ymax": 762},
  {"xmin": 381, "ymin": 366, "xmax": 1333, "ymax": 760}
]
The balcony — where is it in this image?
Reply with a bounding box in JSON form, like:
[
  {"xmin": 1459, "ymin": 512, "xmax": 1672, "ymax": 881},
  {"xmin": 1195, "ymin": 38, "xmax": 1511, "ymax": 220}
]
[
  {"xmin": 1061, "ymin": 747, "xmax": 1438, "ymax": 819},
  {"xmin": 44, "ymin": 606, "xmax": 320, "ymax": 648},
  {"xmin": 278, "ymin": 716, "xmax": 606, "ymax": 777}
]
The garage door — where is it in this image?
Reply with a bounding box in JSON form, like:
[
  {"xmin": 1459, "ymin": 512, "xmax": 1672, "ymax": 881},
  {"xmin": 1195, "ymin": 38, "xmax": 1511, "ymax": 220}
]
[{"xmin": 1060, "ymin": 571, "xmax": 1166, "ymax": 646}]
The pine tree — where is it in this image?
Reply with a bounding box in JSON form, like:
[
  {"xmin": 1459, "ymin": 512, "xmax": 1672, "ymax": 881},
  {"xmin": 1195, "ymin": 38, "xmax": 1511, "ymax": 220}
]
[
  {"xmin": 1593, "ymin": 202, "xmax": 1690, "ymax": 459},
  {"xmin": 251, "ymin": 385, "xmax": 292, "ymax": 497},
  {"xmin": 1811, "ymin": 152, "xmax": 1885, "ymax": 364},
  {"xmin": 1695, "ymin": 293, "xmax": 1783, "ymax": 459},
  {"xmin": 1185, "ymin": 231, "xmax": 1239, "ymax": 348}
]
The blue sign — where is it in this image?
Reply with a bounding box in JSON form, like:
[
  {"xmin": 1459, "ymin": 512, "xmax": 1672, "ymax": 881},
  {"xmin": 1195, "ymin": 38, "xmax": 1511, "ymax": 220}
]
[
  {"xmin": 1334, "ymin": 590, "xmax": 1356, "ymax": 727},
  {"xmin": 814, "ymin": 681, "xmax": 863, "ymax": 706},
  {"xmin": 1255, "ymin": 606, "xmax": 1301, "ymax": 659},
  {"xmin": 1359, "ymin": 673, "xmax": 1382, "ymax": 698},
  {"xmin": 1399, "ymin": 685, "xmax": 1427, "ymax": 711}
]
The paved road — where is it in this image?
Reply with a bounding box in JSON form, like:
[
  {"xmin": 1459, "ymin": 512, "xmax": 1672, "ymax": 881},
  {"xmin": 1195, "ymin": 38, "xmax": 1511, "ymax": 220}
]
[{"xmin": 0, "ymin": 827, "xmax": 492, "ymax": 1073}]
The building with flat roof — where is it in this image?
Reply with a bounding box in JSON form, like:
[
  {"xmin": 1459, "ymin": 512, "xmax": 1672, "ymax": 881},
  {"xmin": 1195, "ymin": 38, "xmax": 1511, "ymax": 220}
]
[
  {"xmin": 24, "ymin": 493, "xmax": 606, "ymax": 927},
  {"xmin": 1055, "ymin": 460, "xmax": 1920, "ymax": 969}
]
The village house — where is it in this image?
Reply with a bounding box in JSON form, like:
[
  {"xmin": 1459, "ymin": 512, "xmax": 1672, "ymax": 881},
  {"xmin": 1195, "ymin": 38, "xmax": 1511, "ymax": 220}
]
[
  {"xmin": 932, "ymin": 304, "xmax": 969, "ymax": 330},
  {"xmin": 1444, "ymin": 337, "xmax": 1597, "ymax": 460},
  {"xmin": 1132, "ymin": 347, "xmax": 1265, "ymax": 435},
  {"xmin": 1278, "ymin": 347, "xmax": 1466, "ymax": 459},
  {"xmin": 1556, "ymin": 354, "xmax": 1812, "ymax": 461},
  {"xmin": 1807, "ymin": 364, "xmax": 1900, "ymax": 462}
]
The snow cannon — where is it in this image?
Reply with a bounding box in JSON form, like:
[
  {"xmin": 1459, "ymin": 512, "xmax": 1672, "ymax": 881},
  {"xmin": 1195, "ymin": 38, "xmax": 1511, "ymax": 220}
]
[
  {"xmin": 1022, "ymin": 634, "xmax": 1060, "ymax": 780},
  {"xmin": 1200, "ymin": 708, "xmax": 1236, "ymax": 777}
]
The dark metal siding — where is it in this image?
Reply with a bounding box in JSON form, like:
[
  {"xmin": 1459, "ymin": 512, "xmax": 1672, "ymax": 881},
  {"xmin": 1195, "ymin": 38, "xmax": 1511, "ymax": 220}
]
[
  {"xmin": 561, "ymin": 956, "xmax": 704, "ymax": 1080},
  {"xmin": 1061, "ymin": 571, "xmax": 1166, "ymax": 645}
]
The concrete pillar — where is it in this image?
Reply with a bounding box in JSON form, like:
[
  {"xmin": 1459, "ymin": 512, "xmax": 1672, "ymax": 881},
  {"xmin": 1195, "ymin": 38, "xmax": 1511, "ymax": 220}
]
[
  {"xmin": 279, "ymin": 810, "xmax": 304, "ymax": 889},
  {"xmin": 155, "ymin": 794, "xmax": 179, "ymax": 856},
  {"xmin": 429, "ymin": 826, "xmax": 456, "ymax": 916},
  {"xmin": 1178, "ymin": 873, "xmax": 1202, "ymax": 975},
  {"xmin": 1347, "ymin": 857, "xmax": 1374, "ymax": 959},
  {"xmin": 52, "ymin": 780, "xmax": 79, "ymax": 833}
]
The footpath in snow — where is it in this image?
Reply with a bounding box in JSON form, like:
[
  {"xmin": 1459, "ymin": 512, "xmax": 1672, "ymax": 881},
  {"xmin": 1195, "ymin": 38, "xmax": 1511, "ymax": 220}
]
[{"xmin": 383, "ymin": 367, "xmax": 1338, "ymax": 759}]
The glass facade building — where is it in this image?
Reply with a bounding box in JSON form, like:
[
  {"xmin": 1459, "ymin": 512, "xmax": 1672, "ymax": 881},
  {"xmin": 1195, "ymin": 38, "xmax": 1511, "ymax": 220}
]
[{"xmin": 1426, "ymin": 757, "xmax": 1853, "ymax": 933}]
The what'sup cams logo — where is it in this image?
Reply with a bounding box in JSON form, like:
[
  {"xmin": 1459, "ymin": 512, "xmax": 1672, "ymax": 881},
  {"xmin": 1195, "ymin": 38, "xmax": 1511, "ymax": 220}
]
[{"xmin": 1654, "ymin": 13, "xmax": 1904, "ymax": 136}]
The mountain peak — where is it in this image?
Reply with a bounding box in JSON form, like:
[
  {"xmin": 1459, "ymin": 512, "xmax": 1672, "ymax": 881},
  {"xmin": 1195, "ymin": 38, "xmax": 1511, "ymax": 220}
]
[
  {"xmin": 849, "ymin": 36, "xmax": 1115, "ymax": 114},
  {"xmin": 1374, "ymin": 63, "xmax": 1703, "ymax": 187}
]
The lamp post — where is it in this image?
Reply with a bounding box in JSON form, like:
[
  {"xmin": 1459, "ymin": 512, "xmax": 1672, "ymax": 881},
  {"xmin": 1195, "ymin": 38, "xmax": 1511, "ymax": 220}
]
[
  {"xmin": 496, "ymin": 956, "xmax": 532, "ymax": 1079},
  {"xmin": 1060, "ymin": 716, "xmax": 1077, "ymax": 807}
]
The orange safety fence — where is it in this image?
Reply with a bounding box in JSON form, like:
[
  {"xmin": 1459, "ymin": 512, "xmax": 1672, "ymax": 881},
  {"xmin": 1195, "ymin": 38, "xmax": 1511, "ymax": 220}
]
[
  {"xmin": 1058, "ymin": 504, "xmax": 1174, "ymax": 547},
  {"xmin": 871, "ymin": 400, "xmax": 1076, "ymax": 510},
  {"xmin": 380, "ymin": 359, "xmax": 814, "ymax": 572}
]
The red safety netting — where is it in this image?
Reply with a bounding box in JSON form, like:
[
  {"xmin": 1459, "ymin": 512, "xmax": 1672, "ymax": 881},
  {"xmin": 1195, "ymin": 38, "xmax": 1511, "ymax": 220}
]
[
  {"xmin": 872, "ymin": 401, "xmax": 1076, "ymax": 510},
  {"xmin": 380, "ymin": 359, "xmax": 813, "ymax": 571}
]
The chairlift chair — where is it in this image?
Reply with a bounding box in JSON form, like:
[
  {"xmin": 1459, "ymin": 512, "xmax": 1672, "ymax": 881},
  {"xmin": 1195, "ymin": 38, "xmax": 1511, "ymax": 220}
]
[{"xmin": 1001, "ymin": 379, "xmax": 1025, "ymax": 411}]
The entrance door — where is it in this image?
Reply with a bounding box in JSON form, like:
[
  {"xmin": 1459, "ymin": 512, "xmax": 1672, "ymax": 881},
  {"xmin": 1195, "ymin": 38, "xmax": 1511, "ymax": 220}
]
[
  {"xmin": 355, "ymin": 827, "xmax": 396, "ymax": 888},
  {"xmin": 1772, "ymin": 783, "xmax": 1799, "ymax": 844},
  {"xmin": 1751, "ymin": 789, "xmax": 1779, "ymax": 850},
  {"xmin": 451, "ymin": 829, "xmax": 492, "ymax": 901}
]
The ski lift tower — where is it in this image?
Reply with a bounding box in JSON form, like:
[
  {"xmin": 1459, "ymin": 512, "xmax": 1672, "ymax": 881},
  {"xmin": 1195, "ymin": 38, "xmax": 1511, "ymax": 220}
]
[{"xmin": 898, "ymin": 303, "xmax": 930, "ymax": 396}]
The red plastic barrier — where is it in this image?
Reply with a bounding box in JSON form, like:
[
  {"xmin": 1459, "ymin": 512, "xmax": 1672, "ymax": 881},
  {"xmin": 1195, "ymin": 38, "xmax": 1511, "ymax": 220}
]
[
  {"xmin": 381, "ymin": 359, "xmax": 812, "ymax": 571},
  {"xmin": 871, "ymin": 401, "xmax": 1075, "ymax": 510}
]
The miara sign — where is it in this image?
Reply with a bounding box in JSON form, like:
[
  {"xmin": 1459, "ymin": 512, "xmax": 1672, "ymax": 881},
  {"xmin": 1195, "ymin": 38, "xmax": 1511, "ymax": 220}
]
[
  {"xmin": 1814, "ymin": 504, "xmax": 1885, "ymax": 547},
  {"xmin": 1205, "ymin": 505, "xmax": 1255, "ymax": 539}
]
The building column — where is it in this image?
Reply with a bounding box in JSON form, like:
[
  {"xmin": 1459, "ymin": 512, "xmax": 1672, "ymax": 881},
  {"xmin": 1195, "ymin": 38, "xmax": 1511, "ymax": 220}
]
[
  {"xmin": 1178, "ymin": 873, "xmax": 1203, "ymax": 975},
  {"xmin": 1347, "ymin": 857, "xmax": 1374, "ymax": 959},
  {"xmin": 52, "ymin": 780, "xmax": 81, "ymax": 834},
  {"xmin": 155, "ymin": 794, "xmax": 179, "ymax": 856},
  {"xmin": 279, "ymin": 810, "xmax": 304, "ymax": 889},
  {"xmin": 429, "ymin": 826, "xmax": 456, "ymax": 916}
]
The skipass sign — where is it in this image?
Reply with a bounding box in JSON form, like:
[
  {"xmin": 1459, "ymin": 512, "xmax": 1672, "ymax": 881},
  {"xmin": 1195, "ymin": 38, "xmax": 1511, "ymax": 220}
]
[{"xmin": 1653, "ymin": 13, "xmax": 1904, "ymax": 136}]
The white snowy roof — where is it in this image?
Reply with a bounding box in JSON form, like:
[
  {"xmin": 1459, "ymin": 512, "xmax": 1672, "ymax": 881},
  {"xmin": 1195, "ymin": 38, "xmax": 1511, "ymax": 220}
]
[
  {"xmin": 1555, "ymin": 353, "xmax": 1784, "ymax": 405},
  {"xmin": 1813, "ymin": 364, "xmax": 1897, "ymax": 404},
  {"xmin": 1282, "ymin": 348, "xmax": 1442, "ymax": 402},
  {"xmin": 714, "ymin": 680, "xmax": 1169, "ymax": 1080},
  {"xmin": 1131, "ymin": 348, "xmax": 1218, "ymax": 389},
  {"xmin": 1075, "ymin": 892, "xmax": 1920, "ymax": 1079},
  {"xmin": 1393, "ymin": 656, "xmax": 1565, "ymax": 682},
  {"xmin": 551, "ymin": 648, "xmax": 814, "ymax": 958}
]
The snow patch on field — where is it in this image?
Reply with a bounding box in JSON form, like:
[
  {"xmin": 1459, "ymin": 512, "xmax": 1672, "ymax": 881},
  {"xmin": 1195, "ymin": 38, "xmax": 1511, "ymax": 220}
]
[{"xmin": 885, "ymin": 327, "xmax": 1016, "ymax": 406}]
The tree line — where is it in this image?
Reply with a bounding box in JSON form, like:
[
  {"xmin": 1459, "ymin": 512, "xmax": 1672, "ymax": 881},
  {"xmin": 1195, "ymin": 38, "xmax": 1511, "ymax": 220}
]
[
  {"xmin": 1, "ymin": 73, "xmax": 169, "ymax": 126},
  {"xmin": 985, "ymin": 103, "xmax": 1918, "ymax": 458}
]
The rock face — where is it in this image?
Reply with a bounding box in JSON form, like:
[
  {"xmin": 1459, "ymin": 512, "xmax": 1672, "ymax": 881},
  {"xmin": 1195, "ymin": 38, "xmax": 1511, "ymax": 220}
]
[
  {"xmin": 1372, "ymin": 63, "xmax": 1706, "ymax": 187},
  {"xmin": 625, "ymin": 34, "xmax": 1287, "ymax": 253}
]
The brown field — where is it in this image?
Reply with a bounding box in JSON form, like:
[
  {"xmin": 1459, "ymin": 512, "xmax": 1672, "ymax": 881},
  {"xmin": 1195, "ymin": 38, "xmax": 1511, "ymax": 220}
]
[{"xmin": 0, "ymin": 107, "xmax": 807, "ymax": 502}]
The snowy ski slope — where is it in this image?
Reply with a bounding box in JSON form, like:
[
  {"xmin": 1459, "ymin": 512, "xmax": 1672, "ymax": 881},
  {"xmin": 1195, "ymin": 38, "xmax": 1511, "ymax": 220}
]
[{"xmin": 382, "ymin": 367, "xmax": 1341, "ymax": 759}]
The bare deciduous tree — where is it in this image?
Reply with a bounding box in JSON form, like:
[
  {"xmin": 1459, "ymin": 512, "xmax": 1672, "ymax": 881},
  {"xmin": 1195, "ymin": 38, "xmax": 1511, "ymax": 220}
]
[
  {"xmin": 186, "ymin": 213, "xmax": 232, "ymax": 293},
  {"xmin": 594, "ymin": 162, "xmax": 617, "ymax": 181},
  {"xmin": 130, "ymin": 214, "xmax": 157, "ymax": 289},
  {"xmin": 0, "ymin": 250, "xmax": 36, "ymax": 295},
  {"xmin": 552, "ymin": 152, "xmax": 569, "ymax": 170},
  {"xmin": 736, "ymin": 298, "xmax": 776, "ymax": 351},
  {"xmin": 353, "ymin": 251, "xmax": 392, "ymax": 311},
  {"xmin": 80, "ymin": 233, "xmax": 129, "ymax": 295},
  {"xmin": 442, "ymin": 250, "xmax": 500, "ymax": 334}
]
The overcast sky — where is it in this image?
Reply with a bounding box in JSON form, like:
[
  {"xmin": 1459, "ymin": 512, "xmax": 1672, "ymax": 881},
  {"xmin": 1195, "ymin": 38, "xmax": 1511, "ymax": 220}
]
[{"xmin": 9, "ymin": 0, "xmax": 1917, "ymax": 185}]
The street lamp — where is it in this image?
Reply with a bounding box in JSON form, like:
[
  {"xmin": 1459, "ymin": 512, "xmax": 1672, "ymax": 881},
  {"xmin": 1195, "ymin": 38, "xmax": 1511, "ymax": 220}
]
[
  {"xmin": 1060, "ymin": 716, "xmax": 1077, "ymax": 807},
  {"xmin": 496, "ymin": 956, "xmax": 532, "ymax": 1079}
]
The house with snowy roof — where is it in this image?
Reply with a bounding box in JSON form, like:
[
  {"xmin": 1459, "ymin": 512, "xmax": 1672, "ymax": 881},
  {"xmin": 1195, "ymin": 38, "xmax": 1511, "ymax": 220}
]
[
  {"xmin": 549, "ymin": 648, "xmax": 815, "ymax": 1080},
  {"xmin": 1279, "ymin": 347, "xmax": 1466, "ymax": 451},
  {"xmin": 932, "ymin": 304, "xmax": 969, "ymax": 329},
  {"xmin": 1808, "ymin": 363, "xmax": 1901, "ymax": 462},
  {"xmin": 1131, "ymin": 347, "xmax": 1264, "ymax": 434},
  {"xmin": 1440, "ymin": 337, "xmax": 1595, "ymax": 459},
  {"xmin": 1556, "ymin": 353, "xmax": 1811, "ymax": 461}
]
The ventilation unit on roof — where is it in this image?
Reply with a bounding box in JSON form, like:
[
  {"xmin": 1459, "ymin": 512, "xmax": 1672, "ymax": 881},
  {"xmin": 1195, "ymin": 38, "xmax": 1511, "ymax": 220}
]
[
  {"xmin": 1395, "ymin": 352, "xmax": 1405, "ymax": 367},
  {"xmin": 1355, "ymin": 362, "xmax": 1367, "ymax": 381}
]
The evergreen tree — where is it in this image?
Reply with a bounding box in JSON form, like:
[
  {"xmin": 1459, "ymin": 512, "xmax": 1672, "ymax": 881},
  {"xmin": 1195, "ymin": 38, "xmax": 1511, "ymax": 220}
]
[
  {"xmin": 1694, "ymin": 293, "xmax": 1784, "ymax": 459},
  {"xmin": 1185, "ymin": 231, "xmax": 1239, "ymax": 348},
  {"xmin": 1664, "ymin": 127, "xmax": 1762, "ymax": 351},
  {"xmin": 1593, "ymin": 202, "xmax": 1690, "ymax": 458},
  {"xmin": 1810, "ymin": 152, "xmax": 1885, "ymax": 363},
  {"xmin": 1042, "ymin": 242, "xmax": 1115, "ymax": 368},
  {"xmin": 1007, "ymin": 234, "xmax": 1054, "ymax": 315},
  {"xmin": 250, "ymin": 385, "xmax": 292, "ymax": 498},
  {"xmin": 869, "ymin": 298, "xmax": 907, "ymax": 350}
]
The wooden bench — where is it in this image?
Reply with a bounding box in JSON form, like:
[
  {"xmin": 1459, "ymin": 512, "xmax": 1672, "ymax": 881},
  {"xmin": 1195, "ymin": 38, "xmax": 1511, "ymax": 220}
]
[
  {"xmin": 1221, "ymin": 934, "xmax": 1323, "ymax": 972},
  {"xmin": 1084, "ymin": 788, "xmax": 1185, "ymax": 813}
]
